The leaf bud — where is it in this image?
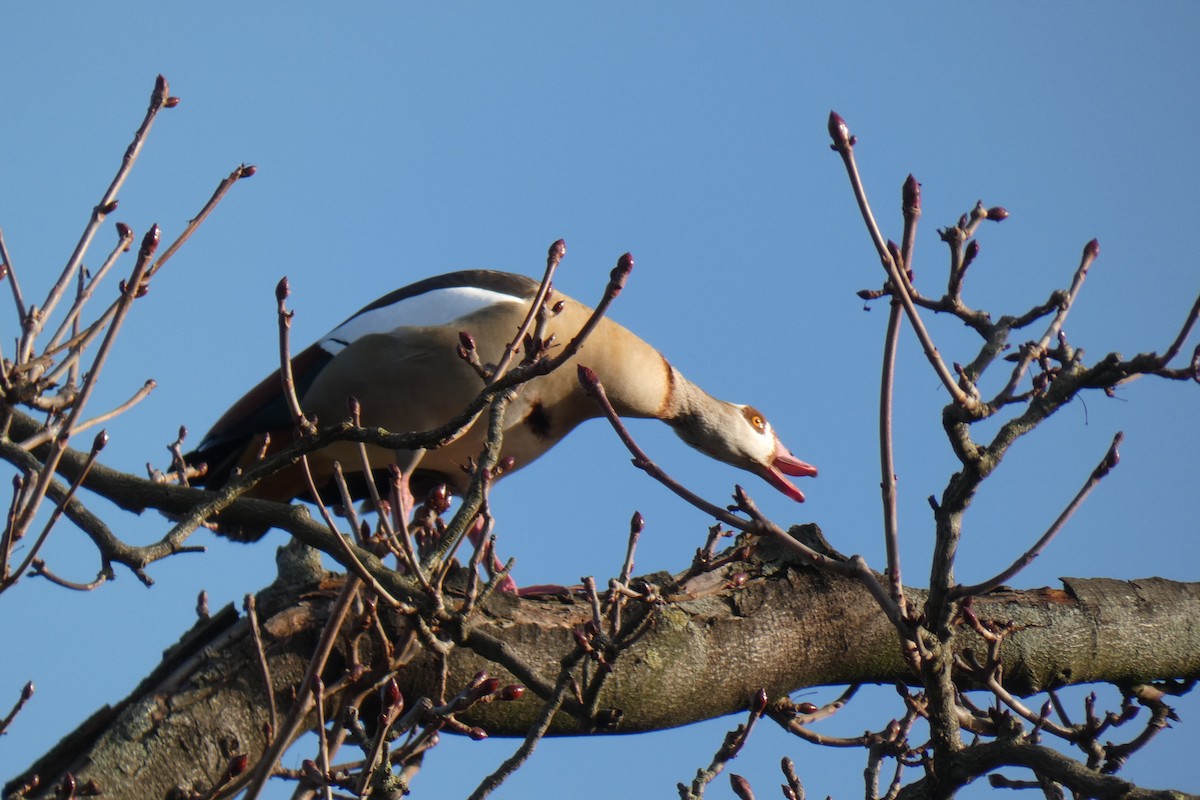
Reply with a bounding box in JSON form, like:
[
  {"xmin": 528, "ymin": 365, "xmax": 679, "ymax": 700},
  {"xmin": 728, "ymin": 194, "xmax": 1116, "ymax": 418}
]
[
  {"xmin": 382, "ymin": 677, "xmax": 402, "ymax": 709},
  {"xmin": 962, "ymin": 239, "xmax": 980, "ymax": 271},
  {"xmin": 751, "ymin": 687, "xmax": 768, "ymax": 716},
  {"xmin": 227, "ymin": 754, "xmax": 249, "ymax": 777},
  {"xmin": 275, "ymin": 276, "xmax": 290, "ymax": 303},
  {"xmin": 902, "ymin": 174, "xmax": 921, "ymax": 213},
  {"xmin": 610, "ymin": 252, "xmax": 633, "ymax": 289},
  {"xmin": 500, "ymin": 684, "xmax": 525, "ymax": 701},
  {"xmin": 827, "ymin": 110, "xmax": 853, "ymax": 150},
  {"xmin": 576, "ymin": 364, "xmax": 601, "ymax": 394},
  {"xmin": 985, "ymin": 206, "xmax": 1009, "ymax": 221},
  {"xmin": 730, "ymin": 774, "xmax": 755, "ymax": 800},
  {"xmin": 239, "ymin": 164, "xmax": 257, "ymax": 178},
  {"xmin": 164, "ymin": 96, "xmax": 181, "ymax": 108}
]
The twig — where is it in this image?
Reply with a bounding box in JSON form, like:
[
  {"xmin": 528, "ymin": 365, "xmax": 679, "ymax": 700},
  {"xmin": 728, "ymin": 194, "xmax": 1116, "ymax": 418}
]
[
  {"xmin": 146, "ymin": 164, "xmax": 254, "ymax": 280},
  {"xmin": 995, "ymin": 239, "xmax": 1099, "ymax": 404},
  {"xmin": 827, "ymin": 111, "xmax": 972, "ymax": 408},
  {"xmin": 3, "ymin": 432, "xmax": 108, "ymax": 591},
  {"xmin": 301, "ymin": 458, "xmax": 403, "ymax": 608},
  {"xmin": 951, "ymin": 432, "xmax": 1123, "ymax": 600},
  {"xmin": 467, "ymin": 656, "xmax": 580, "ymax": 800},
  {"xmin": 679, "ymin": 690, "xmax": 768, "ymax": 799},
  {"xmin": 1153, "ymin": 290, "xmax": 1200, "ymax": 367},
  {"xmin": 241, "ymin": 577, "xmax": 363, "ymax": 800},
  {"xmin": 244, "ymin": 594, "xmax": 279, "ymax": 741},
  {"xmin": 44, "ymin": 223, "xmax": 136, "ymax": 352},
  {"xmin": 0, "ymin": 681, "xmax": 34, "ymax": 736},
  {"xmin": 310, "ymin": 679, "xmax": 334, "ymax": 800},
  {"xmin": 22, "ymin": 75, "xmax": 173, "ymax": 365},
  {"xmin": 487, "ymin": 239, "xmax": 564, "ymax": 382},
  {"xmin": 879, "ymin": 299, "xmax": 906, "ymax": 616},
  {"xmin": 275, "ymin": 277, "xmax": 315, "ymax": 434},
  {"xmin": 0, "ymin": 225, "xmax": 27, "ymax": 322},
  {"xmin": 9, "ymin": 228, "xmax": 159, "ymax": 544}
]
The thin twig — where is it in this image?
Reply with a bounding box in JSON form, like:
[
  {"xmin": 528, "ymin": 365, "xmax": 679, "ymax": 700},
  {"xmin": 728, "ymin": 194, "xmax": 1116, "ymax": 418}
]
[
  {"xmin": 467, "ymin": 658, "xmax": 578, "ymax": 800},
  {"xmin": 0, "ymin": 681, "xmax": 34, "ymax": 736},
  {"xmin": 4, "ymin": 432, "xmax": 108, "ymax": 591},
  {"xmin": 827, "ymin": 112, "xmax": 971, "ymax": 408},
  {"xmin": 879, "ymin": 300, "xmax": 906, "ymax": 616},
  {"xmin": 45, "ymin": 223, "xmax": 136, "ymax": 352},
  {"xmin": 0, "ymin": 225, "xmax": 28, "ymax": 322},
  {"xmin": 952, "ymin": 432, "xmax": 1123, "ymax": 599},
  {"xmin": 995, "ymin": 240, "xmax": 1099, "ymax": 404},
  {"xmin": 9, "ymin": 228, "xmax": 159, "ymax": 544},
  {"xmin": 488, "ymin": 239, "xmax": 564, "ymax": 382},
  {"xmin": 23, "ymin": 76, "xmax": 172, "ymax": 365},
  {"xmin": 243, "ymin": 594, "xmax": 279, "ymax": 741},
  {"xmin": 275, "ymin": 277, "xmax": 316, "ymax": 434},
  {"xmin": 241, "ymin": 577, "xmax": 362, "ymax": 800},
  {"xmin": 1154, "ymin": 290, "xmax": 1200, "ymax": 367}
]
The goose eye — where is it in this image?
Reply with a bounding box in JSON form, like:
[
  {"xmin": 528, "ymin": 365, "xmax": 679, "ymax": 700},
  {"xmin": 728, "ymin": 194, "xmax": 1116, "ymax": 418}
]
[{"xmin": 742, "ymin": 406, "xmax": 767, "ymax": 433}]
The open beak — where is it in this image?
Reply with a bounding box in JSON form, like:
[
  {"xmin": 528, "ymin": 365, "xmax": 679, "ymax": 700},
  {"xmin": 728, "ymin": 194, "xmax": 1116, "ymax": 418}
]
[{"xmin": 757, "ymin": 438, "xmax": 818, "ymax": 502}]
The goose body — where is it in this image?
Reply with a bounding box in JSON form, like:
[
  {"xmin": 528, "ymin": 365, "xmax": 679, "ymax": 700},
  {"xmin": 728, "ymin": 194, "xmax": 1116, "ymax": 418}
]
[{"xmin": 190, "ymin": 270, "xmax": 816, "ymax": 539}]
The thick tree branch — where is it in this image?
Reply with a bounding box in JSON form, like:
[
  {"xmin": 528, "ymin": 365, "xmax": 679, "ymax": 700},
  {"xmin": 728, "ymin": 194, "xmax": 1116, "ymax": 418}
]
[{"xmin": 8, "ymin": 538, "xmax": 1199, "ymax": 799}]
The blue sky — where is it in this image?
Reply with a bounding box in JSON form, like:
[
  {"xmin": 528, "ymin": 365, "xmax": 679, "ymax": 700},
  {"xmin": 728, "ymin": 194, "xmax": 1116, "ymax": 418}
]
[{"xmin": 2, "ymin": 4, "xmax": 1197, "ymax": 797}]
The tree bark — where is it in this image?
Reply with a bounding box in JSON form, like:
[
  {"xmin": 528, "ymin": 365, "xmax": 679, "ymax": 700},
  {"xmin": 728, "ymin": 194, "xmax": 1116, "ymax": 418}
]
[{"xmin": 8, "ymin": 535, "xmax": 1199, "ymax": 800}]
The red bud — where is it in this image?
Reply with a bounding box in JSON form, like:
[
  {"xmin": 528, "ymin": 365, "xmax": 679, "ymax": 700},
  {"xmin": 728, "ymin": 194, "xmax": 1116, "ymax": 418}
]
[
  {"xmin": 98, "ymin": 200, "xmax": 119, "ymax": 215},
  {"xmin": 1084, "ymin": 238, "xmax": 1100, "ymax": 259},
  {"xmin": 164, "ymin": 96, "xmax": 181, "ymax": 108},
  {"xmin": 730, "ymin": 774, "xmax": 755, "ymax": 800},
  {"xmin": 468, "ymin": 726, "xmax": 488, "ymax": 741},
  {"xmin": 985, "ymin": 206, "xmax": 1009, "ymax": 221},
  {"xmin": 577, "ymin": 364, "xmax": 600, "ymax": 394},
  {"xmin": 751, "ymin": 687, "xmax": 768, "ymax": 716},
  {"xmin": 91, "ymin": 431, "xmax": 109, "ymax": 453},
  {"xmin": 240, "ymin": 164, "xmax": 257, "ymax": 178},
  {"xmin": 903, "ymin": 174, "xmax": 921, "ymax": 213},
  {"xmin": 796, "ymin": 702, "xmax": 818, "ymax": 714},
  {"xmin": 549, "ymin": 239, "xmax": 566, "ymax": 261},
  {"xmin": 610, "ymin": 253, "xmax": 633, "ymax": 289},
  {"xmin": 500, "ymin": 685, "xmax": 525, "ymax": 701},
  {"xmin": 962, "ymin": 240, "xmax": 980, "ymax": 271},
  {"xmin": 382, "ymin": 678, "xmax": 402, "ymax": 709},
  {"xmin": 139, "ymin": 224, "xmax": 159, "ymax": 259},
  {"xmin": 827, "ymin": 110, "xmax": 852, "ymax": 150},
  {"xmin": 228, "ymin": 754, "xmax": 249, "ymax": 777}
]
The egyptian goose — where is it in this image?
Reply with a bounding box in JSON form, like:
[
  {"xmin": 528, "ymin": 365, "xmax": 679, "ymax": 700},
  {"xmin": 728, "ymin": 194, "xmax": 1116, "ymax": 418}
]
[{"xmin": 189, "ymin": 270, "xmax": 816, "ymax": 540}]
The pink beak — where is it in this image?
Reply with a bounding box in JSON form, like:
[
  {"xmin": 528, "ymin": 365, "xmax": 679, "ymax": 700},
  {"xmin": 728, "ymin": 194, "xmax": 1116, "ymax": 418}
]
[{"xmin": 758, "ymin": 438, "xmax": 818, "ymax": 502}]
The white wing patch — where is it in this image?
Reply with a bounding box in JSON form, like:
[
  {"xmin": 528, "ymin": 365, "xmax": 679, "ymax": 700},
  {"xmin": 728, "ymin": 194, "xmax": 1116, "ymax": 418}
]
[{"xmin": 319, "ymin": 287, "xmax": 526, "ymax": 354}]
